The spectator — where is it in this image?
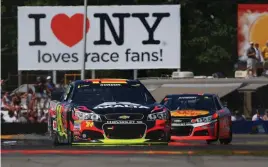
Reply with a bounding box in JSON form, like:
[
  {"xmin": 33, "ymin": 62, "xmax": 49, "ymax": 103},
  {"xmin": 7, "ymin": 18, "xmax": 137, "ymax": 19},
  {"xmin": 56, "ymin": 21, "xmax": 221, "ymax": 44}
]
[
  {"xmin": 262, "ymin": 110, "xmax": 268, "ymax": 121},
  {"xmin": 246, "ymin": 42, "xmax": 257, "ymax": 78},
  {"xmin": 3, "ymin": 110, "xmax": 17, "ymax": 123},
  {"xmin": 254, "ymin": 43, "xmax": 264, "ymax": 76},
  {"xmin": 252, "ymin": 110, "xmax": 262, "ymax": 121},
  {"xmin": 38, "ymin": 111, "xmax": 47, "ymax": 123},
  {"xmin": 17, "ymin": 112, "xmax": 28, "ymax": 123},
  {"xmin": 34, "ymin": 77, "xmax": 49, "ymax": 110},
  {"xmin": 262, "ymin": 41, "xmax": 268, "ymax": 76},
  {"xmin": 12, "ymin": 93, "xmax": 23, "ymax": 117},
  {"xmin": 22, "ymin": 88, "xmax": 35, "ymax": 112},
  {"xmin": 28, "ymin": 110, "xmax": 37, "ymax": 123},
  {"xmin": 46, "ymin": 76, "xmax": 55, "ymax": 90},
  {"xmin": 231, "ymin": 110, "xmax": 246, "ymax": 121},
  {"xmin": 1, "ymin": 92, "xmax": 12, "ymax": 111},
  {"xmin": 1, "ymin": 113, "xmax": 5, "ymax": 122}
]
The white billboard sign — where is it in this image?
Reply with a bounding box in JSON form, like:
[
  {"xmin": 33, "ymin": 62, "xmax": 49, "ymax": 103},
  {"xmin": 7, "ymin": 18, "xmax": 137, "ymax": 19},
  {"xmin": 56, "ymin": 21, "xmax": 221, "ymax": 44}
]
[{"xmin": 18, "ymin": 5, "xmax": 181, "ymax": 70}]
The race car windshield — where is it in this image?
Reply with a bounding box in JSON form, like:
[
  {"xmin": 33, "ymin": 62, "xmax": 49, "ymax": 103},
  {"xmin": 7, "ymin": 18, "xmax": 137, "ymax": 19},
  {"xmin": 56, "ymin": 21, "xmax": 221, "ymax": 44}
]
[
  {"xmin": 161, "ymin": 95, "xmax": 215, "ymax": 112},
  {"xmin": 72, "ymin": 83, "xmax": 155, "ymax": 106}
]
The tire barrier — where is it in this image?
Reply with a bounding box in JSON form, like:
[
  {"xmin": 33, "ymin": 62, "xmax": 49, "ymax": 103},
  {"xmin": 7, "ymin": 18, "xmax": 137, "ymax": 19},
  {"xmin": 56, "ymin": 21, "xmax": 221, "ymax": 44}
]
[{"xmin": 1, "ymin": 121, "xmax": 268, "ymax": 135}]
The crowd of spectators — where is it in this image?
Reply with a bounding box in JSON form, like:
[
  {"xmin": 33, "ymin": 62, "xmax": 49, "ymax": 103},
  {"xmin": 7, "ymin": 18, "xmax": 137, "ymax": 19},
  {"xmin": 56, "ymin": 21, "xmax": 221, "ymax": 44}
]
[
  {"xmin": 1, "ymin": 76, "xmax": 56, "ymax": 123},
  {"xmin": 246, "ymin": 40, "xmax": 268, "ymax": 78},
  {"xmin": 231, "ymin": 109, "xmax": 268, "ymax": 122}
]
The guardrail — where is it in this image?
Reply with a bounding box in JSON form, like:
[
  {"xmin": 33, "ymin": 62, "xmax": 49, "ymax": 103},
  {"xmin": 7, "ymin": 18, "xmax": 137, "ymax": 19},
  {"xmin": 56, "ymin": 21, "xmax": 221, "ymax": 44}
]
[{"xmin": 1, "ymin": 121, "xmax": 268, "ymax": 135}]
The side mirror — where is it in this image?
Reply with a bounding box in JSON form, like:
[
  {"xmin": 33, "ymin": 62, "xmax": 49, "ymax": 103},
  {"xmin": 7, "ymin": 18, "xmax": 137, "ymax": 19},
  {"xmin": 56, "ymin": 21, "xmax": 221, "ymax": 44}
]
[{"xmin": 223, "ymin": 102, "xmax": 228, "ymax": 107}]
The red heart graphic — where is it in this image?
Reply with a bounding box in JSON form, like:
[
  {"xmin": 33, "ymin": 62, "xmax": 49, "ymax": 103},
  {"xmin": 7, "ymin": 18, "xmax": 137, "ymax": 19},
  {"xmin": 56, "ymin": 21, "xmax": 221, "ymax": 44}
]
[{"xmin": 51, "ymin": 13, "xmax": 90, "ymax": 47}]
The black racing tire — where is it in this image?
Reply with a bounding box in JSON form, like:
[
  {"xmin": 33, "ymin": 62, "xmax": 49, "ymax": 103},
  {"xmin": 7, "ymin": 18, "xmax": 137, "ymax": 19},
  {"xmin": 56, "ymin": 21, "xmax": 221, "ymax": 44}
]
[
  {"xmin": 219, "ymin": 127, "xmax": 232, "ymax": 145},
  {"xmin": 206, "ymin": 120, "xmax": 219, "ymax": 145},
  {"xmin": 164, "ymin": 132, "xmax": 171, "ymax": 143},
  {"xmin": 66, "ymin": 110, "xmax": 73, "ymax": 145},
  {"xmin": 52, "ymin": 132, "xmax": 60, "ymax": 146}
]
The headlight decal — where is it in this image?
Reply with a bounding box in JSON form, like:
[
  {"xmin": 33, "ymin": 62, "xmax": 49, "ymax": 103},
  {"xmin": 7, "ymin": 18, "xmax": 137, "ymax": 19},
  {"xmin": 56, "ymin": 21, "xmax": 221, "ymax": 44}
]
[
  {"xmin": 147, "ymin": 111, "xmax": 168, "ymax": 121},
  {"xmin": 74, "ymin": 110, "xmax": 102, "ymax": 122},
  {"xmin": 192, "ymin": 115, "xmax": 214, "ymax": 123}
]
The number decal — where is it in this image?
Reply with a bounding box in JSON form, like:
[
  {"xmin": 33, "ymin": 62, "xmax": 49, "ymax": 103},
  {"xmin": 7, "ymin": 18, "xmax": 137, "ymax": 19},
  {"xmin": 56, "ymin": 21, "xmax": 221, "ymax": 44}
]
[{"xmin": 85, "ymin": 121, "xmax": 94, "ymax": 128}]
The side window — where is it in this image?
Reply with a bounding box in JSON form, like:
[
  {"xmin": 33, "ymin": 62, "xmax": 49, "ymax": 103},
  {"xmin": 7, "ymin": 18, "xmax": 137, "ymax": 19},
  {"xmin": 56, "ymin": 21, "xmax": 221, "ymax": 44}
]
[
  {"xmin": 214, "ymin": 96, "xmax": 222, "ymax": 110},
  {"xmin": 63, "ymin": 84, "xmax": 73, "ymax": 101},
  {"xmin": 160, "ymin": 97, "xmax": 171, "ymax": 109}
]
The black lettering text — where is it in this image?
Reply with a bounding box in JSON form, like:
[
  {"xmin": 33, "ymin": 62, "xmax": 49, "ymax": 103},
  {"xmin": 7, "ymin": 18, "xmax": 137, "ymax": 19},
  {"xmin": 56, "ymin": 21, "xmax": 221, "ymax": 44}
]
[
  {"xmin": 93, "ymin": 13, "xmax": 130, "ymax": 45},
  {"xmin": 132, "ymin": 13, "xmax": 170, "ymax": 45},
  {"xmin": 43, "ymin": 53, "xmax": 52, "ymax": 63},
  {"xmin": 125, "ymin": 48, "xmax": 163, "ymax": 62},
  {"xmin": 52, "ymin": 53, "xmax": 61, "ymax": 62},
  {"xmin": 110, "ymin": 53, "xmax": 119, "ymax": 62},
  {"xmin": 86, "ymin": 52, "xmax": 119, "ymax": 62},
  {"xmin": 71, "ymin": 53, "xmax": 79, "ymax": 62},
  {"xmin": 37, "ymin": 50, "xmax": 79, "ymax": 63},
  {"xmin": 28, "ymin": 14, "xmax": 47, "ymax": 46}
]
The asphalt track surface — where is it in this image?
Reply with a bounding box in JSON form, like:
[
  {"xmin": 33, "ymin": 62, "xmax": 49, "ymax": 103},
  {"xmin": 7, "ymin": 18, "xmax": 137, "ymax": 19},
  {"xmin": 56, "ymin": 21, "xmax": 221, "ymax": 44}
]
[{"xmin": 1, "ymin": 134, "xmax": 268, "ymax": 167}]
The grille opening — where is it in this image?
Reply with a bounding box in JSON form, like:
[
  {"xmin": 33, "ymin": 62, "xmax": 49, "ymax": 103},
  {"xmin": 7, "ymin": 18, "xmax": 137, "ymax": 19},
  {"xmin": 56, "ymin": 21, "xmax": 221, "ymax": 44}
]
[
  {"xmin": 81, "ymin": 130, "xmax": 104, "ymax": 140},
  {"xmin": 105, "ymin": 113, "xmax": 144, "ymax": 120},
  {"xmin": 103, "ymin": 124, "xmax": 146, "ymax": 139},
  {"xmin": 193, "ymin": 130, "xmax": 209, "ymax": 136},
  {"xmin": 171, "ymin": 126, "xmax": 193, "ymax": 136},
  {"xmin": 146, "ymin": 130, "xmax": 165, "ymax": 140}
]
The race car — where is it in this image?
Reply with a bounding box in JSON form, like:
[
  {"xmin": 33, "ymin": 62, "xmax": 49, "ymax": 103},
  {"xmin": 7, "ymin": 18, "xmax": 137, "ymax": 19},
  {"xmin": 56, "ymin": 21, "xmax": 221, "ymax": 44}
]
[
  {"xmin": 160, "ymin": 94, "xmax": 232, "ymax": 144},
  {"xmin": 48, "ymin": 79, "xmax": 171, "ymax": 145}
]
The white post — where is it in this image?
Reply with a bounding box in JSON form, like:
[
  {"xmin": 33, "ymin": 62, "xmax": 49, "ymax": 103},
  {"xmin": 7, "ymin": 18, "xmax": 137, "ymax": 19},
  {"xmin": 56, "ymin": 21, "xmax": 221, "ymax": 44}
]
[
  {"xmin": 81, "ymin": 0, "xmax": 87, "ymax": 80},
  {"xmin": 18, "ymin": 71, "xmax": 22, "ymax": 87},
  {"xmin": 133, "ymin": 70, "xmax": 138, "ymax": 80},
  {"xmin": 91, "ymin": 70, "xmax": 95, "ymax": 79},
  {"xmin": 52, "ymin": 70, "xmax": 57, "ymax": 84}
]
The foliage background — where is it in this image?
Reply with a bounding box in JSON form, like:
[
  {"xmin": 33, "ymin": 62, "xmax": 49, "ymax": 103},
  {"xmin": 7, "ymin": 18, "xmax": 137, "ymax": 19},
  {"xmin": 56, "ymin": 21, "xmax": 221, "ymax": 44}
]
[{"xmin": 1, "ymin": 0, "xmax": 267, "ymax": 80}]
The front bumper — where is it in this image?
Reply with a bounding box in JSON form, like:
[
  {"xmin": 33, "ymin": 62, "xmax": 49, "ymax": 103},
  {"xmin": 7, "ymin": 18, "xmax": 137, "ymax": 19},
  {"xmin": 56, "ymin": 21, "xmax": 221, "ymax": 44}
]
[
  {"xmin": 171, "ymin": 121, "xmax": 218, "ymax": 141},
  {"xmin": 71, "ymin": 119, "xmax": 170, "ymax": 144}
]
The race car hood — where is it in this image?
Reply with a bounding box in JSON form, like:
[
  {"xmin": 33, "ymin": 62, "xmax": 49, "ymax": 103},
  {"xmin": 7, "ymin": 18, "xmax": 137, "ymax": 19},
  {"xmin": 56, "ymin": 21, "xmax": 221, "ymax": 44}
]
[
  {"xmin": 170, "ymin": 110, "xmax": 211, "ymax": 118},
  {"xmin": 75, "ymin": 102, "xmax": 160, "ymax": 115}
]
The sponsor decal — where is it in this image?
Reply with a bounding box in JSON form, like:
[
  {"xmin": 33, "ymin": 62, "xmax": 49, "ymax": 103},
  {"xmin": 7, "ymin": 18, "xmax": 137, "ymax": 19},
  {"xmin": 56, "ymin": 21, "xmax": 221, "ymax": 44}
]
[
  {"xmin": 173, "ymin": 119, "xmax": 182, "ymax": 123},
  {"xmin": 93, "ymin": 104, "xmax": 149, "ymax": 109},
  {"xmin": 171, "ymin": 110, "xmax": 209, "ymax": 117},
  {"xmin": 52, "ymin": 120, "xmax": 57, "ymax": 130},
  {"xmin": 100, "ymin": 84, "xmax": 121, "ymax": 86},
  {"xmin": 118, "ymin": 115, "xmax": 130, "ymax": 119},
  {"xmin": 18, "ymin": 5, "xmax": 180, "ymax": 71},
  {"xmin": 237, "ymin": 4, "xmax": 268, "ymax": 58},
  {"xmin": 74, "ymin": 121, "xmax": 81, "ymax": 130},
  {"xmin": 172, "ymin": 123, "xmax": 191, "ymax": 126},
  {"xmin": 107, "ymin": 120, "xmax": 143, "ymax": 124},
  {"xmin": 178, "ymin": 96, "xmax": 197, "ymax": 99},
  {"xmin": 85, "ymin": 121, "xmax": 94, "ymax": 128}
]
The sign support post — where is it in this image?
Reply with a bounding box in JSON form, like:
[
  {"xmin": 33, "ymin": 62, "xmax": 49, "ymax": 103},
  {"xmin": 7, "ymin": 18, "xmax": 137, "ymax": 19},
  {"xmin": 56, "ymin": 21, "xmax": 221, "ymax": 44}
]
[
  {"xmin": 52, "ymin": 70, "xmax": 57, "ymax": 84},
  {"xmin": 91, "ymin": 70, "xmax": 95, "ymax": 79},
  {"xmin": 133, "ymin": 70, "xmax": 138, "ymax": 80},
  {"xmin": 81, "ymin": 0, "xmax": 87, "ymax": 80}
]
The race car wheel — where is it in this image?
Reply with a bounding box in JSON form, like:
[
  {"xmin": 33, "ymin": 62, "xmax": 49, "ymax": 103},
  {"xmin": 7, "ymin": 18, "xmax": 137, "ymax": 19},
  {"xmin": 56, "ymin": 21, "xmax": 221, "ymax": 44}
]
[
  {"xmin": 219, "ymin": 128, "xmax": 232, "ymax": 145},
  {"xmin": 206, "ymin": 139, "xmax": 217, "ymax": 145},
  {"xmin": 206, "ymin": 122, "xmax": 219, "ymax": 145},
  {"xmin": 66, "ymin": 111, "xmax": 73, "ymax": 145},
  {"xmin": 164, "ymin": 132, "xmax": 171, "ymax": 142},
  {"xmin": 52, "ymin": 132, "xmax": 60, "ymax": 146}
]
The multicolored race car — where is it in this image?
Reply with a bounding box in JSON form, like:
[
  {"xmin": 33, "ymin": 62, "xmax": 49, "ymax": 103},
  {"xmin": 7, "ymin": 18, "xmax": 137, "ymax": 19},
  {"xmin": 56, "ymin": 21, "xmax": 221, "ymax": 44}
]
[
  {"xmin": 48, "ymin": 79, "xmax": 171, "ymax": 145},
  {"xmin": 160, "ymin": 94, "xmax": 232, "ymax": 144}
]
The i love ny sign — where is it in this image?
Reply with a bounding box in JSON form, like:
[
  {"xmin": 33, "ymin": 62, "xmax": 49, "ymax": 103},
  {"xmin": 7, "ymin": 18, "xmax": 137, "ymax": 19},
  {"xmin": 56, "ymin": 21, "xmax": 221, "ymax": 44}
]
[{"xmin": 18, "ymin": 5, "xmax": 181, "ymax": 70}]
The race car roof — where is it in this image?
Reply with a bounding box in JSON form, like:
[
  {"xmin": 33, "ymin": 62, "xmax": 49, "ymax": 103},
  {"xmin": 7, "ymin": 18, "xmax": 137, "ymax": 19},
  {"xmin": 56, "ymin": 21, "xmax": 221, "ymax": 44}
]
[
  {"xmin": 74, "ymin": 79, "xmax": 139, "ymax": 84},
  {"xmin": 165, "ymin": 93, "xmax": 215, "ymax": 97}
]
